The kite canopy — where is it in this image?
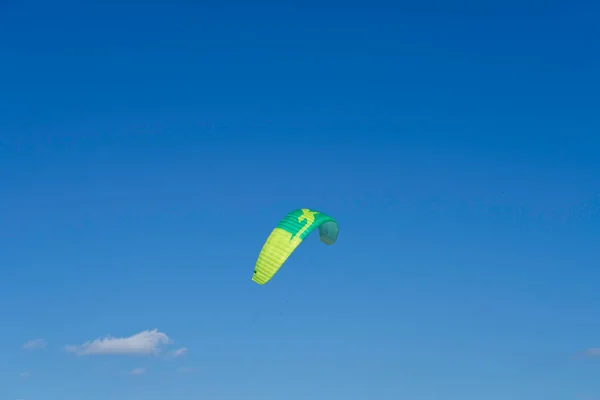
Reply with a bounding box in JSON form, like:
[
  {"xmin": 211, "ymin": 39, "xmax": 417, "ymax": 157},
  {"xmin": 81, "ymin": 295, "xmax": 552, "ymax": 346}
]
[{"xmin": 252, "ymin": 208, "xmax": 339, "ymax": 285}]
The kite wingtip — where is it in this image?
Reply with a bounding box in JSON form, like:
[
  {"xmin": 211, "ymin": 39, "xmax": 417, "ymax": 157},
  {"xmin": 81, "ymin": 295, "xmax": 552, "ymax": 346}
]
[{"xmin": 252, "ymin": 274, "xmax": 265, "ymax": 285}]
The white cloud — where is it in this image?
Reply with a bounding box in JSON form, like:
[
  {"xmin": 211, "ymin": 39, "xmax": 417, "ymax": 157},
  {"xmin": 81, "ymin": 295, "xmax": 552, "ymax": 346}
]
[
  {"xmin": 23, "ymin": 339, "xmax": 46, "ymax": 350},
  {"xmin": 19, "ymin": 371, "xmax": 31, "ymax": 378},
  {"xmin": 170, "ymin": 347, "xmax": 188, "ymax": 358},
  {"xmin": 129, "ymin": 367, "xmax": 146, "ymax": 376},
  {"xmin": 65, "ymin": 329, "xmax": 171, "ymax": 356}
]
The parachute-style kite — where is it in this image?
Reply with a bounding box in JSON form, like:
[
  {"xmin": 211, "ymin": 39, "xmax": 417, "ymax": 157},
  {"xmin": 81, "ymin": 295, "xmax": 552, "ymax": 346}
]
[{"xmin": 252, "ymin": 208, "xmax": 339, "ymax": 285}]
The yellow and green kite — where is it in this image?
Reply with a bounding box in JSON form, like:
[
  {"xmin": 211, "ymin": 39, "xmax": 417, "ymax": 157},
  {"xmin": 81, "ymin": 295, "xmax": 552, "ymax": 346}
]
[{"xmin": 252, "ymin": 208, "xmax": 339, "ymax": 285}]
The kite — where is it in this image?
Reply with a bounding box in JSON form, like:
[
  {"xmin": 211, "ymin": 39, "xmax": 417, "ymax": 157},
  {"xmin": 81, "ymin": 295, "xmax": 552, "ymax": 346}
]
[{"xmin": 252, "ymin": 208, "xmax": 339, "ymax": 285}]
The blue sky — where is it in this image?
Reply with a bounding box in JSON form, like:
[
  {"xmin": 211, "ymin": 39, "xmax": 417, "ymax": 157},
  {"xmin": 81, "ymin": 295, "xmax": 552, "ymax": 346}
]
[{"xmin": 1, "ymin": 0, "xmax": 599, "ymax": 399}]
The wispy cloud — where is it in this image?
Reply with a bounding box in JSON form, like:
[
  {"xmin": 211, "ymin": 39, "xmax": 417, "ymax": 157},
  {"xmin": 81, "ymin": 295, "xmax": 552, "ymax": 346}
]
[
  {"xmin": 19, "ymin": 371, "xmax": 31, "ymax": 378},
  {"xmin": 129, "ymin": 367, "xmax": 146, "ymax": 376},
  {"xmin": 581, "ymin": 348, "xmax": 600, "ymax": 357},
  {"xmin": 65, "ymin": 329, "xmax": 171, "ymax": 356},
  {"xmin": 23, "ymin": 339, "xmax": 46, "ymax": 350},
  {"xmin": 170, "ymin": 347, "xmax": 188, "ymax": 358},
  {"xmin": 177, "ymin": 366, "xmax": 199, "ymax": 375},
  {"xmin": 577, "ymin": 395, "xmax": 597, "ymax": 400}
]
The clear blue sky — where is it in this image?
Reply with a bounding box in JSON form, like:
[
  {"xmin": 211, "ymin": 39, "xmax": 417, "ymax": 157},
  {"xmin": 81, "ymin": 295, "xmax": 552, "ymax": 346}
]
[{"xmin": 1, "ymin": 1, "xmax": 599, "ymax": 399}]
